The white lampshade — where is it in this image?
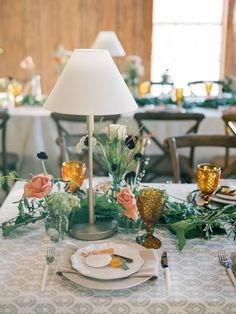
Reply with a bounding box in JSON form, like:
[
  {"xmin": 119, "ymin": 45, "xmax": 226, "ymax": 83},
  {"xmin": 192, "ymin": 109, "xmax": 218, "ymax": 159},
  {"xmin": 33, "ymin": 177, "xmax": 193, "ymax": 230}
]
[
  {"xmin": 91, "ymin": 31, "xmax": 125, "ymax": 57},
  {"xmin": 44, "ymin": 49, "xmax": 137, "ymax": 115}
]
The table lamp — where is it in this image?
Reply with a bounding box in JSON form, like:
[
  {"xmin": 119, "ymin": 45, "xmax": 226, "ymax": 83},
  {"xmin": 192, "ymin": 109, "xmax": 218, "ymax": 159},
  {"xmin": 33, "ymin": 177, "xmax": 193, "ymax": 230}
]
[
  {"xmin": 43, "ymin": 49, "xmax": 137, "ymax": 240},
  {"xmin": 91, "ymin": 31, "xmax": 125, "ymax": 57}
]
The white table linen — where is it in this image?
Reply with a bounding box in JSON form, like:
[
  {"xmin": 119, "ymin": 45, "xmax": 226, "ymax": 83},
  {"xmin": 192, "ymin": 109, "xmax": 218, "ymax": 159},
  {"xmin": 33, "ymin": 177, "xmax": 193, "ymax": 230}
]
[
  {"xmin": 0, "ymin": 181, "xmax": 236, "ymax": 313},
  {"xmin": 5, "ymin": 105, "xmax": 232, "ymax": 178}
]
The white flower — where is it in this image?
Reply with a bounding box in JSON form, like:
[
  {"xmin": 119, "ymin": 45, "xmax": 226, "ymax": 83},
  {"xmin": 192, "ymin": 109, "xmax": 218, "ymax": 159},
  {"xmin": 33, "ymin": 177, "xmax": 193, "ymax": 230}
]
[
  {"xmin": 104, "ymin": 124, "xmax": 127, "ymax": 141},
  {"xmin": 20, "ymin": 56, "xmax": 35, "ymax": 70},
  {"xmin": 76, "ymin": 136, "xmax": 97, "ymax": 153}
]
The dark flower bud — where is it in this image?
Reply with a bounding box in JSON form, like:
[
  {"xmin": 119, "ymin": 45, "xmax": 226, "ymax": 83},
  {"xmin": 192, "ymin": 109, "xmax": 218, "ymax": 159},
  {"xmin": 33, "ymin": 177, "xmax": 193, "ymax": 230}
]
[
  {"xmin": 37, "ymin": 152, "xmax": 48, "ymax": 160},
  {"xmin": 125, "ymin": 135, "xmax": 138, "ymax": 149},
  {"xmin": 134, "ymin": 153, "xmax": 143, "ymax": 161},
  {"xmin": 125, "ymin": 171, "xmax": 136, "ymax": 184},
  {"xmin": 84, "ymin": 136, "xmax": 89, "ymax": 147},
  {"xmin": 111, "ymin": 164, "xmax": 117, "ymax": 171}
]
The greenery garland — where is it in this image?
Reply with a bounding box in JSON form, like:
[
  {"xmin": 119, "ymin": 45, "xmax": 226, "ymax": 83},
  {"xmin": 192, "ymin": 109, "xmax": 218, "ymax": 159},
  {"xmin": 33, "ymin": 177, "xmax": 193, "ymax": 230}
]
[{"xmin": 1, "ymin": 172, "xmax": 236, "ymax": 251}]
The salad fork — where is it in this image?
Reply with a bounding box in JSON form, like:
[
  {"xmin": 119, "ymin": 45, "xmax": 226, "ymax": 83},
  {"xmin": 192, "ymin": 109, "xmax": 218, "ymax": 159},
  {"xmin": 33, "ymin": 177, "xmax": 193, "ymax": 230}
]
[
  {"xmin": 218, "ymin": 250, "xmax": 236, "ymax": 289},
  {"xmin": 41, "ymin": 247, "xmax": 55, "ymax": 292}
]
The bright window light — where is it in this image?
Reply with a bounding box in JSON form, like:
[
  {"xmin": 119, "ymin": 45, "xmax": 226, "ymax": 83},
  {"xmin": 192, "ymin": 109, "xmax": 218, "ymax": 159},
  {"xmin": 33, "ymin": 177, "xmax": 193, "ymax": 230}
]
[{"xmin": 151, "ymin": 0, "xmax": 224, "ymax": 89}]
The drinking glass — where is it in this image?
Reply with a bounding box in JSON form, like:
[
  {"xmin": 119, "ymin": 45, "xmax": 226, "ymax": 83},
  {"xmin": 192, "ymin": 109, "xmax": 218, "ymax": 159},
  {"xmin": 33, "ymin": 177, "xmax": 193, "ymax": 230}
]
[
  {"xmin": 175, "ymin": 87, "xmax": 184, "ymax": 109},
  {"xmin": 61, "ymin": 160, "xmax": 86, "ymax": 192},
  {"xmin": 196, "ymin": 163, "xmax": 221, "ymax": 206},
  {"xmin": 204, "ymin": 81, "xmax": 213, "ymax": 98},
  {"xmin": 138, "ymin": 81, "xmax": 151, "ymax": 97},
  {"xmin": 136, "ymin": 187, "xmax": 165, "ymax": 249},
  {"xmin": 8, "ymin": 81, "xmax": 22, "ymax": 107}
]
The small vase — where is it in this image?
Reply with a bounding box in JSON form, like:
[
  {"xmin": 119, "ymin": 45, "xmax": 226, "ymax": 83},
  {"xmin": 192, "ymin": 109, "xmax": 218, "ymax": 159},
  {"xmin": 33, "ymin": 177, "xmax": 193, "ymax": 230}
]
[
  {"xmin": 117, "ymin": 212, "xmax": 140, "ymax": 235},
  {"xmin": 44, "ymin": 214, "xmax": 68, "ymax": 242}
]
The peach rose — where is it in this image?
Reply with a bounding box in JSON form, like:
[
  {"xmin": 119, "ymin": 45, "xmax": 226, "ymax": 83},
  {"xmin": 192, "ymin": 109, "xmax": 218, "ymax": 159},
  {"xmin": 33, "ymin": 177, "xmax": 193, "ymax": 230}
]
[
  {"xmin": 116, "ymin": 186, "xmax": 138, "ymax": 220},
  {"xmin": 24, "ymin": 174, "xmax": 52, "ymax": 198}
]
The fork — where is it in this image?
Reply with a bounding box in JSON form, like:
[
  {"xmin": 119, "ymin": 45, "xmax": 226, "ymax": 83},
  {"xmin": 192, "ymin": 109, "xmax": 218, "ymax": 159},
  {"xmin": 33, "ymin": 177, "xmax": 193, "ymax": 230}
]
[
  {"xmin": 41, "ymin": 246, "xmax": 55, "ymax": 292},
  {"xmin": 218, "ymin": 250, "xmax": 236, "ymax": 289}
]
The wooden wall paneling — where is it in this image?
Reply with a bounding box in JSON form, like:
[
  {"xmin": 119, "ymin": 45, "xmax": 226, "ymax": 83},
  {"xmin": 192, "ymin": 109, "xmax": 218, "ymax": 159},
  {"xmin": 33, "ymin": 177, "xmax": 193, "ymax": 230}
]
[
  {"xmin": 98, "ymin": 0, "xmax": 116, "ymax": 32},
  {"xmin": 39, "ymin": 0, "xmax": 60, "ymax": 92},
  {"xmin": 58, "ymin": 0, "xmax": 80, "ymax": 49},
  {"xmin": 0, "ymin": 0, "xmax": 153, "ymax": 93},
  {"xmin": 21, "ymin": 0, "xmax": 41, "ymax": 80}
]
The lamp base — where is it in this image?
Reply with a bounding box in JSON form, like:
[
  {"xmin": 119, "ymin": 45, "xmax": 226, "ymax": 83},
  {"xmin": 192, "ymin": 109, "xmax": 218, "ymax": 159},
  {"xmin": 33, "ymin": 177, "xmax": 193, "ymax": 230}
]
[{"xmin": 68, "ymin": 220, "xmax": 117, "ymax": 241}]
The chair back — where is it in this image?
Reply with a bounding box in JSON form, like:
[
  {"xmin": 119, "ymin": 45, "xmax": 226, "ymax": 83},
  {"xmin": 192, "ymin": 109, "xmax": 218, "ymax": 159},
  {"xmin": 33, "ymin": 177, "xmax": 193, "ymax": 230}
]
[
  {"xmin": 165, "ymin": 134, "xmax": 236, "ymax": 183},
  {"xmin": 149, "ymin": 81, "xmax": 174, "ymax": 97},
  {"xmin": 187, "ymin": 80, "xmax": 224, "ymax": 97},
  {"xmin": 51, "ymin": 112, "xmax": 120, "ymax": 166},
  {"xmin": 0, "ymin": 111, "xmax": 10, "ymax": 175},
  {"xmin": 222, "ymin": 113, "xmax": 236, "ymax": 136},
  {"xmin": 133, "ymin": 111, "xmax": 205, "ymax": 181}
]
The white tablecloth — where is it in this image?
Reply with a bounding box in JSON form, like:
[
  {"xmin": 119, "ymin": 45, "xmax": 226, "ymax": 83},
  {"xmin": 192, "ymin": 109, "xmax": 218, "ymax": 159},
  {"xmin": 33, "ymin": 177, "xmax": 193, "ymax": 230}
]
[
  {"xmin": 0, "ymin": 181, "xmax": 236, "ymax": 313},
  {"xmin": 5, "ymin": 105, "xmax": 230, "ymax": 179}
]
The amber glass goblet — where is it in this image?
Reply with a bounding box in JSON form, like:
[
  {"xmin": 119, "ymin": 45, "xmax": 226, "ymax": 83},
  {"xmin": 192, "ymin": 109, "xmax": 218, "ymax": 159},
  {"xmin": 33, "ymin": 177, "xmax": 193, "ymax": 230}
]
[
  {"xmin": 8, "ymin": 81, "xmax": 22, "ymax": 107},
  {"xmin": 61, "ymin": 160, "xmax": 86, "ymax": 192},
  {"xmin": 136, "ymin": 188, "xmax": 165, "ymax": 249},
  {"xmin": 204, "ymin": 81, "xmax": 213, "ymax": 98},
  {"xmin": 175, "ymin": 87, "xmax": 184, "ymax": 109},
  {"xmin": 138, "ymin": 81, "xmax": 151, "ymax": 97},
  {"xmin": 196, "ymin": 163, "xmax": 221, "ymax": 206}
]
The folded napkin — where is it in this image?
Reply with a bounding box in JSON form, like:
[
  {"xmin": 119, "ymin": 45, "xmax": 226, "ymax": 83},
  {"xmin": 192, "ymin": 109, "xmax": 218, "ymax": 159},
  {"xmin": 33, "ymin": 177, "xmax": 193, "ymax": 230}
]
[{"xmin": 56, "ymin": 243, "xmax": 158, "ymax": 279}]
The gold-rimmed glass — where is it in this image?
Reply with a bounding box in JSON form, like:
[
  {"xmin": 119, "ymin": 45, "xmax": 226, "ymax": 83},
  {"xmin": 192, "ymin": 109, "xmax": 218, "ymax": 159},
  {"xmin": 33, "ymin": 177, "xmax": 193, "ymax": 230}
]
[
  {"xmin": 8, "ymin": 81, "xmax": 22, "ymax": 107},
  {"xmin": 204, "ymin": 81, "xmax": 213, "ymax": 98},
  {"xmin": 196, "ymin": 163, "xmax": 221, "ymax": 206},
  {"xmin": 175, "ymin": 87, "xmax": 184, "ymax": 109},
  {"xmin": 136, "ymin": 187, "xmax": 165, "ymax": 249},
  {"xmin": 61, "ymin": 160, "xmax": 86, "ymax": 192},
  {"xmin": 138, "ymin": 81, "xmax": 151, "ymax": 97}
]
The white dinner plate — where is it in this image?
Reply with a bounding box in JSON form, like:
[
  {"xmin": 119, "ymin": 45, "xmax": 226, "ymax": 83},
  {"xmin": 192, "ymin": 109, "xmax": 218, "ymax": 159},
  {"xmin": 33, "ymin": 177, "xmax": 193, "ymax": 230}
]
[
  {"xmin": 210, "ymin": 195, "xmax": 236, "ymax": 205},
  {"xmin": 63, "ymin": 271, "xmax": 152, "ymax": 290},
  {"xmin": 215, "ymin": 193, "xmax": 236, "ymax": 201},
  {"xmin": 71, "ymin": 242, "xmax": 144, "ymax": 280}
]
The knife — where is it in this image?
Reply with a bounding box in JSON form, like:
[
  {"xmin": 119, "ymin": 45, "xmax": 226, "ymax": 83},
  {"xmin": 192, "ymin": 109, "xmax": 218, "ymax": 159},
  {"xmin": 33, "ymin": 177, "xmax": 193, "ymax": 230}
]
[{"xmin": 161, "ymin": 251, "xmax": 171, "ymax": 290}]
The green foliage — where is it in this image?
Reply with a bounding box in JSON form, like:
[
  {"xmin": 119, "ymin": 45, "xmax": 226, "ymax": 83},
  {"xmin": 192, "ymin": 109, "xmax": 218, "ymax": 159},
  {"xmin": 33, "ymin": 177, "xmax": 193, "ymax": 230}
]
[{"xmin": 161, "ymin": 196, "xmax": 236, "ymax": 251}]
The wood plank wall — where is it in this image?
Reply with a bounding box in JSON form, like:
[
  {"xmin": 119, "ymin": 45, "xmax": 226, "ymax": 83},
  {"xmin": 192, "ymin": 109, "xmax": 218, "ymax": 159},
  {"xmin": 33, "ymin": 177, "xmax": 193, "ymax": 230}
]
[
  {"xmin": 223, "ymin": 0, "xmax": 236, "ymax": 77},
  {"xmin": 0, "ymin": 0, "xmax": 153, "ymax": 93}
]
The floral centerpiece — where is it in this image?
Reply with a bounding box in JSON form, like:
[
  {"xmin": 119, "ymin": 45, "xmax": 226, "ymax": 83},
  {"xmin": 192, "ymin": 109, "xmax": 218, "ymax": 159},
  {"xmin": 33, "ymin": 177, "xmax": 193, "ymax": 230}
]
[
  {"xmin": 0, "ymin": 152, "xmax": 81, "ymax": 241},
  {"xmin": 53, "ymin": 45, "xmax": 72, "ymax": 74},
  {"xmin": 123, "ymin": 55, "xmax": 144, "ymax": 96},
  {"xmin": 76, "ymin": 123, "xmax": 147, "ymax": 232}
]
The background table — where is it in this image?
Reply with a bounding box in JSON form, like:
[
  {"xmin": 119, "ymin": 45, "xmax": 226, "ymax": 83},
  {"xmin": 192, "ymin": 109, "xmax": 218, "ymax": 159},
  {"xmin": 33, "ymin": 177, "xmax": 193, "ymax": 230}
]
[
  {"xmin": 0, "ymin": 181, "xmax": 235, "ymax": 313},
  {"xmin": 5, "ymin": 105, "xmax": 231, "ymax": 179}
]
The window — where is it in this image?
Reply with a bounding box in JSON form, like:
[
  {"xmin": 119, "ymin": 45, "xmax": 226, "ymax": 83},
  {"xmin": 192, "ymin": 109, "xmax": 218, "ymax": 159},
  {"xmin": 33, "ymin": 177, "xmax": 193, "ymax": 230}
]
[{"xmin": 151, "ymin": 0, "xmax": 224, "ymax": 89}]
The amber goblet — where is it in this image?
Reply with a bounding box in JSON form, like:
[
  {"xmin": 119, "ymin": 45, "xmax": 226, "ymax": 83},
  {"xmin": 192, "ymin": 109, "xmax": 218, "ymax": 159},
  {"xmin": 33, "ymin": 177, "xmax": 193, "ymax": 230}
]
[
  {"xmin": 204, "ymin": 81, "xmax": 213, "ymax": 98},
  {"xmin": 175, "ymin": 87, "xmax": 184, "ymax": 109},
  {"xmin": 61, "ymin": 160, "xmax": 86, "ymax": 192},
  {"xmin": 8, "ymin": 81, "xmax": 22, "ymax": 107},
  {"xmin": 136, "ymin": 188, "xmax": 165, "ymax": 249},
  {"xmin": 196, "ymin": 163, "xmax": 221, "ymax": 206}
]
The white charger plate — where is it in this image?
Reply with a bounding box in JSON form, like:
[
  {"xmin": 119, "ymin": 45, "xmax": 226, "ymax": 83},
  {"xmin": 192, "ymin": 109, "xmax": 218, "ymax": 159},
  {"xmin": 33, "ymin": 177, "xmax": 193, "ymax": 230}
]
[
  {"xmin": 63, "ymin": 271, "xmax": 152, "ymax": 290},
  {"xmin": 71, "ymin": 242, "xmax": 144, "ymax": 280},
  {"xmin": 210, "ymin": 195, "xmax": 236, "ymax": 205}
]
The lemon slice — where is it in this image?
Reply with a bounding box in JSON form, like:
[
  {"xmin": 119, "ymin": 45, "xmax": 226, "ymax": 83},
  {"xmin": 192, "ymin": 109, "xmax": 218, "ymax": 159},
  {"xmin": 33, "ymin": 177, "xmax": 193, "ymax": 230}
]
[{"xmin": 85, "ymin": 254, "xmax": 112, "ymax": 268}]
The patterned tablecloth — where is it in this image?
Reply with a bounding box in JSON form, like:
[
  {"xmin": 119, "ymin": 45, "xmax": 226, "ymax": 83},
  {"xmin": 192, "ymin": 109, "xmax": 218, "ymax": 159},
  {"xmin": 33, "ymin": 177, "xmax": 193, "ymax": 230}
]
[{"xmin": 0, "ymin": 182, "xmax": 236, "ymax": 314}]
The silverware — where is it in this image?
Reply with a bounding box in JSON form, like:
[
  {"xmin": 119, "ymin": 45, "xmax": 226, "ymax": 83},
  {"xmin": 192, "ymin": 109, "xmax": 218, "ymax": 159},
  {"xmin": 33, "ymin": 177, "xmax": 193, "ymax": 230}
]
[
  {"xmin": 161, "ymin": 251, "xmax": 171, "ymax": 290},
  {"xmin": 41, "ymin": 246, "xmax": 55, "ymax": 292},
  {"xmin": 113, "ymin": 254, "xmax": 133, "ymax": 263},
  {"xmin": 218, "ymin": 250, "xmax": 236, "ymax": 289}
]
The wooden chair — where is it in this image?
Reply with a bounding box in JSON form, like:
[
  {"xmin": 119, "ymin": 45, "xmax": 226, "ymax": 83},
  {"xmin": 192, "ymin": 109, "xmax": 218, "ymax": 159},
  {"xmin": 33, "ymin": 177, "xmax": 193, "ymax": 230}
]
[
  {"xmin": 51, "ymin": 112, "xmax": 120, "ymax": 175},
  {"xmin": 222, "ymin": 112, "xmax": 236, "ymax": 170},
  {"xmin": 133, "ymin": 111, "xmax": 205, "ymax": 182},
  {"xmin": 0, "ymin": 111, "xmax": 18, "ymax": 178},
  {"xmin": 165, "ymin": 135, "xmax": 236, "ymax": 183},
  {"xmin": 187, "ymin": 80, "xmax": 225, "ymax": 97},
  {"xmin": 149, "ymin": 81, "xmax": 174, "ymax": 97}
]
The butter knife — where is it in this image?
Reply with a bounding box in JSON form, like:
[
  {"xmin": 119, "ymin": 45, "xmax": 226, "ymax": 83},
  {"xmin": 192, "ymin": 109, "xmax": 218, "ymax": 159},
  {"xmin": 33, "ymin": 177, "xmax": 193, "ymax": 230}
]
[{"xmin": 161, "ymin": 251, "xmax": 171, "ymax": 290}]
